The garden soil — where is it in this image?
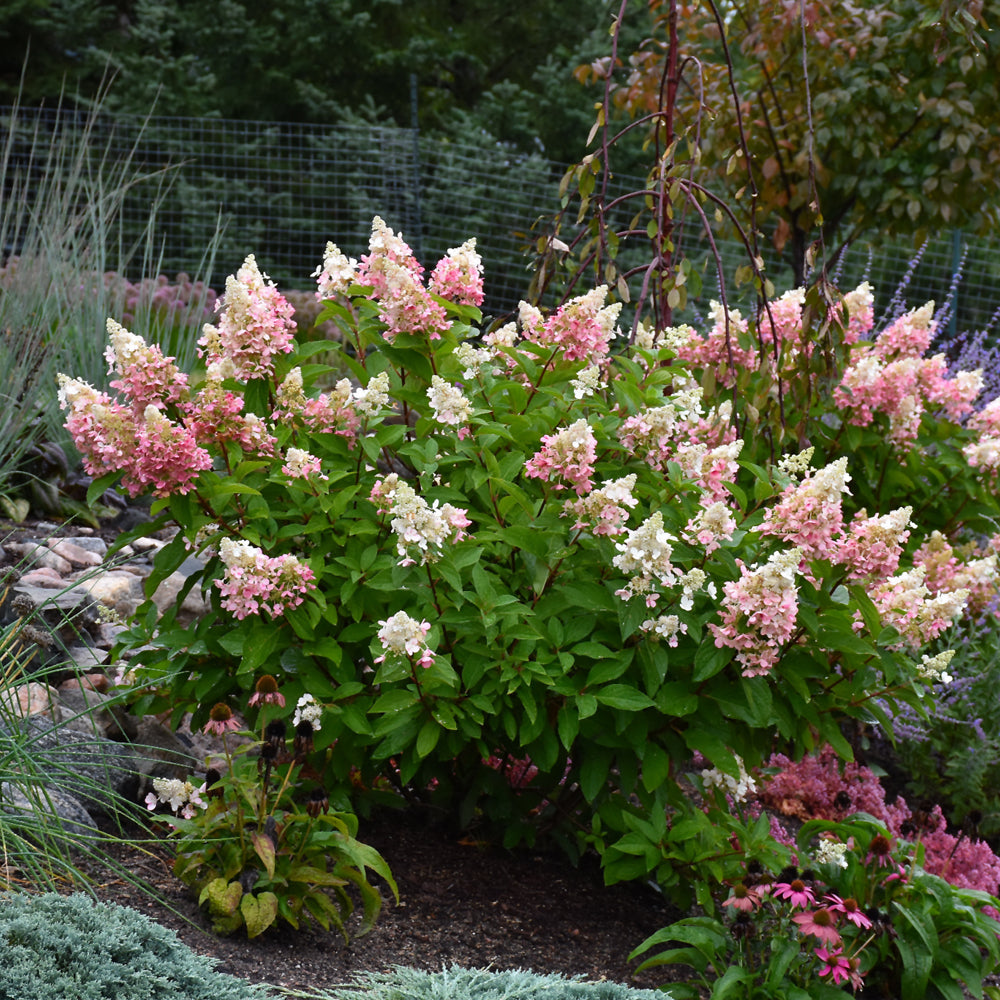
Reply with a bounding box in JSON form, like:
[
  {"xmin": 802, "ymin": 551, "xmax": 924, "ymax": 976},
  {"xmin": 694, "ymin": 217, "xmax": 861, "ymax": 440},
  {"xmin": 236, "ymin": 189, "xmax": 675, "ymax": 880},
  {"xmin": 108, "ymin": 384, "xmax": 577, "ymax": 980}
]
[{"xmin": 72, "ymin": 810, "xmax": 686, "ymax": 995}]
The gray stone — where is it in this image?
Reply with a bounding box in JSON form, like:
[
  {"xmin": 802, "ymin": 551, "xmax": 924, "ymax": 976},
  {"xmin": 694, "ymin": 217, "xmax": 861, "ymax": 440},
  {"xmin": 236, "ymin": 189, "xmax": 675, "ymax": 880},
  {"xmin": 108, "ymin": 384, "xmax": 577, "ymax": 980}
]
[
  {"xmin": 65, "ymin": 536, "xmax": 109, "ymax": 557},
  {"xmin": 0, "ymin": 716, "xmax": 139, "ymax": 818},
  {"xmin": 127, "ymin": 717, "xmax": 200, "ymax": 787},
  {"xmin": 47, "ymin": 539, "xmax": 104, "ymax": 568},
  {"xmin": 11, "ymin": 542, "xmax": 73, "ymax": 574},
  {"xmin": 72, "ymin": 571, "xmax": 145, "ymax": 619},
  {"xmin": 57, "ymin": 687, "xmax": 137, "ymax": 742},
  {"xmin": 63, "ymin": 644, "xmax": 109, "ymax": 672},
  {"xmin": 0, "ymin": 780, "xmax": 97, "ymax": 840},
  {"xmin": 151, "ymin": 570, "xmax": 208, "ymax": 624},
  {"xmin": 9, "ymin": 585, "xmax": 100, "ymax": 630}
]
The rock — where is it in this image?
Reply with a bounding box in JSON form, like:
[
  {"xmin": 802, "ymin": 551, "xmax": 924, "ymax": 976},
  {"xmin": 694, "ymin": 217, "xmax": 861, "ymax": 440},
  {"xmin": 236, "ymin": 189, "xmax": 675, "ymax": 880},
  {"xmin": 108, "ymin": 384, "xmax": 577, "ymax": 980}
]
[
  {"xmin": 0, "ymin": 716, "xmax": 140, "ymax": 819},
  {"xmin": 59, "ymin": 672, "xmax": 110, "ymax": 694},
  {"xmin": 65, "ymin": 536, "xmax": 109, "ymax": 557},
  {"xmin": 17, "ymin": 567, "xmax": 66, "ymax": 588},
  {"xmin": 46, "ymin": 539, "xmax": 104, "ymax": 568},
  {"xmin": 9, "ymin": 542, "xmax": 72, "ymax": 574},
  {"xmin": 128, "ymin": 718, "xmax": 200, "ymax": 783},
  {"xmin": 7, "ymin": 585, "xmax": 100, "ymax": 631},
  {"xmin": 62, "ymin": 644, "xmax": 109, "ymax": 672},
  {"xmin": 72, "ymin": 571, "xmax": 145, "ymax": 619},
  {"xmin": 151, "ymin": 570, "xmax": 208, "ymax": 625},
  {"xmin": 0, "ymin": 682, "xmax": 60, "ymax": 721},
  {"xmin": 0, "ymin": 779, "xmax": 96, "ymax": 840},
  {"xmin": 131, "ymin": 536, "xmax": 164, "ymax": 553},
  {"xmin": 57, "ymin": 687, "xmax": 136, "ymax": 743}
]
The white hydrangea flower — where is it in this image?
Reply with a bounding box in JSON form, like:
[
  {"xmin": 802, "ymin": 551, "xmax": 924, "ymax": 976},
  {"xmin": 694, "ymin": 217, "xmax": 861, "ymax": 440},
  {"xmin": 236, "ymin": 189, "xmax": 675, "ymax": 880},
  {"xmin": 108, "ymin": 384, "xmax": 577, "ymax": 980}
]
[
  {"xmin": 427, "ymin": 375, "xmax": 472, "ymax": 427},
  {"xmin": 353, "ymin": 371, "xmax": 391, "ymax": 415},
  {"xmin": 376, "ymin": 611, "xmax": 435, "ymax": 668},
  {"xmin": 313, "ymin": 240, "xmax": 358, "ymax": 299},
  {"xmin": 814, "ymin": 838, "xmax": 850, "ymax": 869},
  {"xmin": 613, "ymin": 511, "xmax": 680, "ymax": 605},
  {"xmin": 104, "ymin": 318, "xmax": 148, "ymax": 374},
  {"xmin": 777, "ymin": 446, "xmax": 816, "ymax": 479},
  {"xmin": 639, "ymin": 614, "xmax": 688, "ymax": 646},
  {"xmin": 455, "ymin": 341, "xmax": 494, "ymax": 379},
  {"xmin": 292, "ymin": 693, "xmax": 323, "ymax": 731},
  {"xmin": 918, "ymin": 649, "xmax": 955, "ymax": 684},
  {"xmin": 570, "ymin": 364, "xmax": 606, "ymax": 400},
  {"xmin": 701, "ymin": 754, "xmax": 756, "ymax": 803}
]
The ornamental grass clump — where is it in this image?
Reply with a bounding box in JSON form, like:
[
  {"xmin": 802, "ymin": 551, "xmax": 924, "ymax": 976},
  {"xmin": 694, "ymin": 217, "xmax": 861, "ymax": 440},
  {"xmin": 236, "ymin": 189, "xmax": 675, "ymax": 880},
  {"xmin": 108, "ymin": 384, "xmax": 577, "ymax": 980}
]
[{"xmin": 57, "ymin": 219, "xmax": 1000, "ymax": 966}]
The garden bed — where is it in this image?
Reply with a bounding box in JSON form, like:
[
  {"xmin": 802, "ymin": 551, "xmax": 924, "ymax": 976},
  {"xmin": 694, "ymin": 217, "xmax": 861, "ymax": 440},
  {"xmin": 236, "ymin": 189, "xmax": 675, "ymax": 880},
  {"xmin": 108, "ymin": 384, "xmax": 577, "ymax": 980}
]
[{"xmin": 68, "ymin": 810, "xmax": 683, "ymax": 995}]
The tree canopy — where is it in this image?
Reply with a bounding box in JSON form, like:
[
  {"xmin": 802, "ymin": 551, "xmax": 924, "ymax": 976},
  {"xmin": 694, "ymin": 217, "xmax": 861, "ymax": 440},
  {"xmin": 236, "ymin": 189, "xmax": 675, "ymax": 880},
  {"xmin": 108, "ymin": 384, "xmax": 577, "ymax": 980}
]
[
  {"xmin": 583, "ymin": 0, "xmax": 999, "ymax": 281},
  {"xmin": 1, "ymin": 0, "xmax": 646, "ymax": 166}
]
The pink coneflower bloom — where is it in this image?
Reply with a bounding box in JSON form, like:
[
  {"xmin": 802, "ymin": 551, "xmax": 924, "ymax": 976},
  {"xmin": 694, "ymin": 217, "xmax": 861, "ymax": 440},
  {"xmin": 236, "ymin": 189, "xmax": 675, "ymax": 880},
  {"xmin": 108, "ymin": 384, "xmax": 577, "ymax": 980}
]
[
  {"xmin": 866, "ymin": 833, "xmax": 895, "ymax": 869},
  {"xmin": 824, "ymin": 893, "xmax": 873, "ymax": 929},
  {"xmin": 792, "ymin": 907, "xmax": 842, "ymax": 945},
  {"xmin": 771, "ymin": 878, "xmax": 816, "ymax": 909},
  {"xmin": 815, "ymin": 946, "xmax": 861, "ymax": 988},
  {"xmin": 203, "ymin": 702, "xmax": 240, "ymax": 736},
  {"xmin": 722, "ymin": 882, "xmax": 763, "ymax": 912},
  {"xmin": 248, "ymin": 674, "xmax": 286, "ymax": 708}
]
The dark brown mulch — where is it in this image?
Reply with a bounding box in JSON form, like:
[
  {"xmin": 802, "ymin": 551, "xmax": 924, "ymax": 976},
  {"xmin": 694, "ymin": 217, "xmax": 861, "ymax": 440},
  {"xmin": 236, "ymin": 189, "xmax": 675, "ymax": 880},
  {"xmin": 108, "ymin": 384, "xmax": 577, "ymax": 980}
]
[{"xmin": 71, "ymin": 810, "xmax": 686, "ymax": 996}]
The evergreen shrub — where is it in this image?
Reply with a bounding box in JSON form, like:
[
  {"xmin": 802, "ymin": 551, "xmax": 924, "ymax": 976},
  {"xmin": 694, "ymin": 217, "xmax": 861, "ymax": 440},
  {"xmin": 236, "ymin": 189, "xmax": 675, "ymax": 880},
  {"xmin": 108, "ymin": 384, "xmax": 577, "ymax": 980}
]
[{"xmin": 0, "ymin": 891, "xmax": 275, "ymax": 1000}]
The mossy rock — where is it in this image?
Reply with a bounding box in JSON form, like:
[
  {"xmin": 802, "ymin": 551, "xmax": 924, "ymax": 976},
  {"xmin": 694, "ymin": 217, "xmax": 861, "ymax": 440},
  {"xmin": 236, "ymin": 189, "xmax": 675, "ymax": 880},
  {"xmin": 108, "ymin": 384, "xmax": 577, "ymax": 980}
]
[
  {"xmin": 323, "ymin": 966, "xmax": 671, "ymax": 1000},
  {"xmin": 0, "ymin": 891, "xmax": 274, "ymax": 1000}
]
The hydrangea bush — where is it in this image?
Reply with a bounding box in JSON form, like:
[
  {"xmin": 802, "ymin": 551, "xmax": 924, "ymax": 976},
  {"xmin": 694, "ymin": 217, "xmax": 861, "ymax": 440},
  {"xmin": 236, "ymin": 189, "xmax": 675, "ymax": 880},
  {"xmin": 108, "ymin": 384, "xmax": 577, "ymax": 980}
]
[{"xmin": 58, "ymin": 220, "xmax": 1000, "ymax": 926}]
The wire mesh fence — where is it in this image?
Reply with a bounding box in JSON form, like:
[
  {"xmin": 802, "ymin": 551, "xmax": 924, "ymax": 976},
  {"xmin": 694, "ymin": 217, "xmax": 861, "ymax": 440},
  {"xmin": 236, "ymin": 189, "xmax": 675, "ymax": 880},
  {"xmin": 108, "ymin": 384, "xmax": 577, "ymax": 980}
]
[{"xmin": 3, "ymin": 104, "xmax": 1000, "ymax": 337}]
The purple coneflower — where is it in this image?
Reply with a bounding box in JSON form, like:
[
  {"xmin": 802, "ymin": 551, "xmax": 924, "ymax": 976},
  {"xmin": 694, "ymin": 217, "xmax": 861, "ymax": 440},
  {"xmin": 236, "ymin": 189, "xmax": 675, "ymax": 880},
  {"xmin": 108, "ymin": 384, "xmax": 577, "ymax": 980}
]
[
  {"xmin": 248, "ymin": 674, "xmax": 286, "ymax": 708},
  {"xmin": 203, "ymin": 702, "xmax": 241, "ymax": 736}
]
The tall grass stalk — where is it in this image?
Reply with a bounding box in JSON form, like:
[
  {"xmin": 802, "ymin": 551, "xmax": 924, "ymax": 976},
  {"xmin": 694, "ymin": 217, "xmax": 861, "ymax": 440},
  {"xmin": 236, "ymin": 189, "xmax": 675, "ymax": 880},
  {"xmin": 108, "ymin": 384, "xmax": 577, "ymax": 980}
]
[
  {"xmin": 0, "ymin": 74, "xmax": 223, "ymax": 513},
  {"xmin": 0, "ymin": 545, "xmax": 192, "ymax": 922}
]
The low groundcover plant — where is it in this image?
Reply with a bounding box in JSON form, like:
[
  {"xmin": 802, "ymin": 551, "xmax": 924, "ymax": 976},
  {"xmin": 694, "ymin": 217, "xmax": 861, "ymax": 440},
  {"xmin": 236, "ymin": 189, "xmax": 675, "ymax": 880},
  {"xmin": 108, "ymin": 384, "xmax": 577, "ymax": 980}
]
[{"xmin": 56, "ymin": 218, "xmax": 1000, "ymax": 992}]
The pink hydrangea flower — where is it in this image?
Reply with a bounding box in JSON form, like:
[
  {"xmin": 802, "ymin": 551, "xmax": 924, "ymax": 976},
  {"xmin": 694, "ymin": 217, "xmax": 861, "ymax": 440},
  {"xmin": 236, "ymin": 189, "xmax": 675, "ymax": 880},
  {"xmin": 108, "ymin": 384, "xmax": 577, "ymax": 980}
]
[
  {"xmin": 755, "ymin": 457, "xmax": 851, "ymax": 562},
  {"xmin": 524, "ymin": 418, "xmax": 597, "ymax": 496},
  {"xmin": 215, "ymin": 537, "xmax": 316, "ymax": 619},
  {"xmin": 522, "ymin": 285, "xmax": 621, "ymax": 363},
  {"xmin": 132, "ymin": 405, "xmax": 213, "ymax": 496},
  {"xmin": 708, "ymin": 548, "xmax": 801, "ymax": 677},
  {"xmin": 199, "ymin": 254, "xmax": 297, "ymax": 380},
  {"xmin": 428, "ymin": 238, "xmax": 484, "ymax": 306},
  {"xmin": 358, "ymin": 217, "xmax": 450, "ymax": 342},
  {"xmin": 105, "ymin": 318, "xmax": 189, "ymax": 414}
]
